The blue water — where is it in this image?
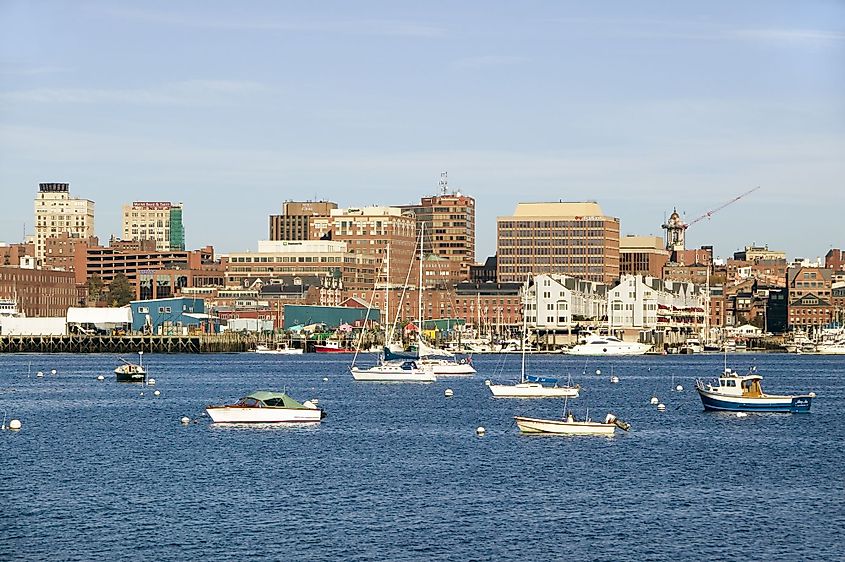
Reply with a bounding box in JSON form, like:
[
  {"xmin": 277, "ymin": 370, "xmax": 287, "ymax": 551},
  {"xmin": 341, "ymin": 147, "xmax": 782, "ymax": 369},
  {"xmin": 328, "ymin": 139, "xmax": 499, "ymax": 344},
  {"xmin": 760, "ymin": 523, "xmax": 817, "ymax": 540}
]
[{"xmin": 1, "ymin": 352, "xmax": 843, "ymax": 561}]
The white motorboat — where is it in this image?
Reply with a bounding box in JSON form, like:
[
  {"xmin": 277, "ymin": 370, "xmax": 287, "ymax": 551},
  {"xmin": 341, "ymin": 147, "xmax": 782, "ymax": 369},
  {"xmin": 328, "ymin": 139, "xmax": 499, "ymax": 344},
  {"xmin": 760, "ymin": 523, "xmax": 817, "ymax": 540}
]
[
  {"xmin": 351, "ymin": 360, "xmax": 437, "ymax": 383},
  {"xmin": 418, "ymin": 356, "xmax": 476, "ymax": 376},
  {"xmin": 816, "ymin": 340, "xmax": 845, "ymax": 355},
  {"xmin": 206, "ymin": 391, "xmax": 324, "ymax": 423},
  {"xmin": 568, "ymin": 334, "xmax": 652, "ymax": 356},
  {"xmin": 679, "ymin": 338, "xmax": 703, "ymax": 354},
  {"xmin": 114, "ymin": 351, "xmax": 146, "ymax": 382},
  {"xmin": 515, "ymin": 412, "xmax": 630, "ymax": 436},
  {"xmin": 255, "ymin": 344, "xmax": 303, "ymax": 355}
]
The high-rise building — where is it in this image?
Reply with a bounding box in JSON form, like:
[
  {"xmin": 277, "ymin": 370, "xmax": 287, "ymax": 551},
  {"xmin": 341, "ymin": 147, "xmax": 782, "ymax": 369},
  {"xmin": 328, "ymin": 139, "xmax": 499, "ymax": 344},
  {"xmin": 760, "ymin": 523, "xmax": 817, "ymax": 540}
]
[
  {"xmin": 620, "ymin": 235, "xmax": 669, "ymax": 278},
  {"xmin": 121, "ymin": 201, "xmax": 185, "ymax": 251},
  {"xmin": 310, "ymin": 206, "xmax": 417, "ymax": 287},
  {"xmin": 399, "ymin": 173, "xmax": 475, "ymax": 279},
  {"xmin": 269, "ymin": 200, "xmax": 338, "ymax": 241},
  {"xmin": 33, "ymin": 183, "xmax": 95, "ymax": 263},
  {"xmin": 496, "ymin": 202, "xmax": 620, "ymax": 285}
]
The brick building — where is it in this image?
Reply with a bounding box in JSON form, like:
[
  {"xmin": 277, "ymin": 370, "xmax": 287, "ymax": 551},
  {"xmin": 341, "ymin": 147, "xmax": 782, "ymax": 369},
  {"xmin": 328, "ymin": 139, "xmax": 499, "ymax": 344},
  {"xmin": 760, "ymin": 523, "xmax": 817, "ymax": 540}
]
[
  {"xmin": 0, "ymin": 266, "xmax": 78, "ymax": 316},
  {"xmin": 786, "ymin": 265, "xmax": 834, "ymax": 330},
  {"xmin": 619, "ymin": 235, "xmax": 669, "ymax": 278},
  {"xmin": 269, "ymin": 200, "xmax": 338, "ymax": 241}
]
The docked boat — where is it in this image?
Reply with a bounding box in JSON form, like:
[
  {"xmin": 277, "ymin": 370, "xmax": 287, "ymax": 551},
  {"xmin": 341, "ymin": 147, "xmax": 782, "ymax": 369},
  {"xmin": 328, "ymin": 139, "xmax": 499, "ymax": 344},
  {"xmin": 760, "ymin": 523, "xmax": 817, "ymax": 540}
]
[
  {"xmin": 350, "ymin": 359, "xmax": 436, "ymax": 383},
  {"xmin": 206, "ymin": 391, "xmax": 324, "ymax": 423},
  {"xmin": 568, "ymin": 334, "xmax": 651, "ymax": 356},
  {"xmin": 399, "ymin": 339, "xmax": 476, "ymax": 376},
  {"xmin": 679, "ymin": 338, "xmax": 703, "ymax": 354},
  {"xmin": 515, "ymin": 411, "xmax": 631, "ymax": 436},
  {"xmin": 816, "ymin": 340, "xmax": 845, "ymax": 355},
  {"xmin": 255, "ymin": 343, "xmax": 303, "ymax": 355},
  {"xmin": 114, "ymin": 351, "xmax": 146, "ymax": 382},
  {"xmin": 315, "ymin": 340, "xmax": 355, "ymax": 353},
  {"xmin": 695, "ymin": 367, "xmax": 815, "ymax": 413}
]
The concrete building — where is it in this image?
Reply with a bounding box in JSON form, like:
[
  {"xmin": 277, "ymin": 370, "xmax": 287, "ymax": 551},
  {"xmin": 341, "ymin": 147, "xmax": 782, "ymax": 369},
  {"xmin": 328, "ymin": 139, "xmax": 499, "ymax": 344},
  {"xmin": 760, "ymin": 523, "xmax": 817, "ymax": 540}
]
[
  {"xmin": 34, "ymin": 183, "xmax": 95, "ymax": 263},
  {"xmin": 269, "ymin": 200, "xmax": 338, "ymax": 241},
  {"xmin": 734, "ymin": 245, "xmax": 786, "ymax": 262},
  {"xmin": 399, "ymin": 175, "xmax": 475, "ymax": 278},
  {"xmin": 496, "ymin": 202, "xmax": 620, "ymax": 285},
  {"xmin": 0, "ymin": 266, "xmax": 78, "ymax": 317},
  {"xmin": 223, "ymin": 240, "xmax": 380, "ymax": 293},
  {"xmin": 619, "ymin": 235, "xmax": 669, "ymax": 278},
  {"xmin": 122, "ymin": 201, "xmax": 185, "ymax": 251},
  {"xmin": 787, "ymin": 265, "xmax": 834, "ymax": 330},
  {"xmin": 310, "ymin": 206, "xmax": 417, "ymax": 286}
]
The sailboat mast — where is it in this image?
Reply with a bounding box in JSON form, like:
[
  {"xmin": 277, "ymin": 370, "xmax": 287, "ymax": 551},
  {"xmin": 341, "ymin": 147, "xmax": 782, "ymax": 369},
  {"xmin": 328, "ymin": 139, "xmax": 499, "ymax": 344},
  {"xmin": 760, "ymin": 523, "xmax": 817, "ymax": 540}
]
[
  {"xmin": 521, "ymin": 277, "xmax": 528, "ymax": 383},
  {"xmin": 385, "ymin": 244, "xmax": 391, "ymax": 345},
  {"xmin": 418, "ymin": 223, "xmax": 423, "ymax": 346}
]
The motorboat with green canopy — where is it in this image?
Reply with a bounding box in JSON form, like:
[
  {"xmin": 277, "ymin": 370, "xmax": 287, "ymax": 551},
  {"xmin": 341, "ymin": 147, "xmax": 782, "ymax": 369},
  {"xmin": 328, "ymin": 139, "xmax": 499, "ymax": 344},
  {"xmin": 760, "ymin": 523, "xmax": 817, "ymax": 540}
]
[{"xmin": 205, "ymin": 391, "xmax": 324, "ymax": 423}]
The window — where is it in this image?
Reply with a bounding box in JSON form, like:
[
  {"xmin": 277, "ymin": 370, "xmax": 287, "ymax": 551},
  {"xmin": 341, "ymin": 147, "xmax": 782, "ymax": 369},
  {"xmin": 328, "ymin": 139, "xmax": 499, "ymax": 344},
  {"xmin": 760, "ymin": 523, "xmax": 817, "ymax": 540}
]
[{"xmin": 138, "ymin": 306, "xmax": 149, "ymax": 313}]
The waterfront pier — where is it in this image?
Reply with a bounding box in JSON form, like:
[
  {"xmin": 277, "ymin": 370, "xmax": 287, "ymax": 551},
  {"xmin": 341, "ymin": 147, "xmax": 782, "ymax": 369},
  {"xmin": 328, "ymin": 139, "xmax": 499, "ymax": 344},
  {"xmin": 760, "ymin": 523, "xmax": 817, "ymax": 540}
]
[{"xmin": 0, "ymin": 333, "xmax": 251, "ymax": 354}]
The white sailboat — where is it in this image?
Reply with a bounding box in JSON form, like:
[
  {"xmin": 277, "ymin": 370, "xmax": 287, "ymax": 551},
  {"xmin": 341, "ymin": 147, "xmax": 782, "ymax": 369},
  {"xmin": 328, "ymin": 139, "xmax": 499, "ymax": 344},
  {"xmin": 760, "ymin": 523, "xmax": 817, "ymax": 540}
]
[
  {"xmin": 350, "ymin": 244, "xmax": 436, "ymax": 383},
  {"xmin": 488, "ymin": 280, "xmax": 579, "ymax": 398}
]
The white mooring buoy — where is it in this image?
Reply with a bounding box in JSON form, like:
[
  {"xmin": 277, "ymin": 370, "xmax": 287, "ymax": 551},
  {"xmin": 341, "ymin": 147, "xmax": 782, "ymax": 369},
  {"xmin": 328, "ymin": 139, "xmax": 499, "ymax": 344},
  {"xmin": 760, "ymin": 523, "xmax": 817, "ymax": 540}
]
[
  {"xmin": 476, "ymin": 426, "xmax": 486, "ymax": 436},
  {"xmin": 323, "ymin": 377, "xmax": 329, "ymax": 382},
  {"xmin": 96, "ymin": 375, "xmax": 105, "ymax": 381},
  {"xmin": 36, "ymin": 371, "xmax": 44, "ymax": 378},
  {"xmin": 595, "ymin": 369, "xmax": 602, "ymax": 375},
  {"xmin": 736, "ymin": 412, "xmax": 748, "ymax": 418},
  {"xmin": 657, "ymin": 403, "xmax": 666, "ymax": 411},
  {"xmin": 146, "ymin": 378, "xmax": 156, "ymax": 386},
  {"xmin": 153, "ymin": 390, "xmax": 161, "ymax": 397},
  {"xmin": 444, "ymin": 388, "xmax": 454, "ymax": 398},
  {"xmin": 675, "ymin": 384, "xmax": 684, "ymax": 392},
  {"xmin": 484, "ymin": 379, "xmax": 492, "ymax": 386},
  {"xmin": 180, "ymin": 416, "xmax": 191, "ymax": 425},
  {"xmin": 9, "ymin": 419, "xmax": 22, "ymax": 430},
  {"xmin": 50, "ymin": 369, "xmax": 57, "ymax": 376},
  {"xmin": 650, "ymin": 396, "xmax": 659, "ymax": 405},
  {"xmin": 610, "ymin": 376, "xmax": 619, "ymax": 384}
]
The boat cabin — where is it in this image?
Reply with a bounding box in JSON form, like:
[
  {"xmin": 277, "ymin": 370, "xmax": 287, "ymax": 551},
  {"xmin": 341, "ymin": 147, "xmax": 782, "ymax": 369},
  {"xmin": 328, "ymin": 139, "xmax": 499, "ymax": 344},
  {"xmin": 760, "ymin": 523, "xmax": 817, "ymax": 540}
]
[
  {"xmin": 710, "ymin": 368, "xmax": 764, "ymax": 397},
  {"xmin": 235, "ymin": 392, "xmax": 306, "ymax": 409}
]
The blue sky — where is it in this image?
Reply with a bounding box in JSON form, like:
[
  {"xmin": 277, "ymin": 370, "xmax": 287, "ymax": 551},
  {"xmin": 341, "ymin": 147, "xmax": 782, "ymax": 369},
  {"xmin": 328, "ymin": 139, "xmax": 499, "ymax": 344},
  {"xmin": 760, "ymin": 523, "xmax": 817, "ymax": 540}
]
[{"xmin": 1, "ymin": 1, "xmax": 843, "ymax": 260}]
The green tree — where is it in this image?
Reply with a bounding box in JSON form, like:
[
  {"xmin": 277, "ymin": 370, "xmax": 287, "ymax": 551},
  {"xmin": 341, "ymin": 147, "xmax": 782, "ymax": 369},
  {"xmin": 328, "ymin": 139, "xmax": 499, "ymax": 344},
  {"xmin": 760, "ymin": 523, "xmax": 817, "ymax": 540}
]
[
  {"xmin": 86, "ymin": 274, "xmax": 104, "ymax": 303},
  {"xmin": 108, "ymin": 273, "xmax": 134, "ymax": 306}
]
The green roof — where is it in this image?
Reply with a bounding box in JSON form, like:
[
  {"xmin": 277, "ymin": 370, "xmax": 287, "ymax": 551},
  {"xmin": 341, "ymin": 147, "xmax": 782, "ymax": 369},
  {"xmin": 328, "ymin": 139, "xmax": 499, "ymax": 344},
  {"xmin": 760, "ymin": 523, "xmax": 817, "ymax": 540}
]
[{"xmin": 245, "ymin": 391, "xmax": 307, "ymax": 408}]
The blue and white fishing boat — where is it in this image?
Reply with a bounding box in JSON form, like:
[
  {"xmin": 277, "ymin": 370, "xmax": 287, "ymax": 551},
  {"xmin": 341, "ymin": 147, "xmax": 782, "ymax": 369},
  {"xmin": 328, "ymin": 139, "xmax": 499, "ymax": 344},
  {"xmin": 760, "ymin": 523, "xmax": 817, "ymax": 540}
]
[{"xmin": 695, "ymin": 367, "xmax": 815, "ymax": 413}]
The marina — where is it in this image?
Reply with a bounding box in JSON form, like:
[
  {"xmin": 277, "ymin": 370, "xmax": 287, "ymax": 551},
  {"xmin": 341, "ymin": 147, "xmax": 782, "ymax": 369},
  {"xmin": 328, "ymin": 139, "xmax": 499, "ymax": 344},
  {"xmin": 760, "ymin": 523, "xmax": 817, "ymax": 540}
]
[{"xmin": 1, "ymin": 352, "xmax": 841, "ymax": 561}]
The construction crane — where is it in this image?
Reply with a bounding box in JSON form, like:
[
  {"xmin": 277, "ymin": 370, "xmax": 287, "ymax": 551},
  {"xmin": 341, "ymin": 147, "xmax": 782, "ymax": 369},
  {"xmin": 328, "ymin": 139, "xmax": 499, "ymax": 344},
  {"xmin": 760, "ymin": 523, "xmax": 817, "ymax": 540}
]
[
  {"xmin": 685, "ymin": 185, "xmax": 761, "ymax": 229},
  {"xmin": 663, "ymin": 186, "xmax": 760, "ymax": 260}
]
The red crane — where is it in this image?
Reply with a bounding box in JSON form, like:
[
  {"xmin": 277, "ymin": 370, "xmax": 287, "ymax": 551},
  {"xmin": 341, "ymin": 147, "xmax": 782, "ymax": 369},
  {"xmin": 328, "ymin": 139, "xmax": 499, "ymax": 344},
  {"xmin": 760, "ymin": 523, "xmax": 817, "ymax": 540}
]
[{"xmin": 684, "ymin": 186, "xmax": 761, "ymax": 229}]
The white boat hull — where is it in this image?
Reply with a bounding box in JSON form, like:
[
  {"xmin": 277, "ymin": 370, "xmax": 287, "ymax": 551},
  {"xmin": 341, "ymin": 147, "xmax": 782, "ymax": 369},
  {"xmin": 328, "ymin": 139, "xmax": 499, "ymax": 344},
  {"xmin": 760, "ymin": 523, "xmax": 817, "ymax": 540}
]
[
  {"xmin": 489, "ymin": 383, "xmax": 579, "ymax": 398},
  {"xmin": 255, "ymin": 348, "xmax": 303, "ymax": 355},
  {"xmin": 514, "ymin": 416, "xmax": 616, "ymax": 435},
  {"xmin": 816, "ymin": 343, "xmax": 845, "ymax": 354},
  {"xmin": 205, "ymin": 406, "xmax": 322, "ymax": 423},
  {"xmin": 350, "ymin": 366, "xmax": 436, "ymax": 383},
  {"xmin": 422, "ymin": 360, "xmax": 476, "ymax": 376},
  {"xmin": 568, "ymin": 344, "xmax": 651, "ymax": 356}
]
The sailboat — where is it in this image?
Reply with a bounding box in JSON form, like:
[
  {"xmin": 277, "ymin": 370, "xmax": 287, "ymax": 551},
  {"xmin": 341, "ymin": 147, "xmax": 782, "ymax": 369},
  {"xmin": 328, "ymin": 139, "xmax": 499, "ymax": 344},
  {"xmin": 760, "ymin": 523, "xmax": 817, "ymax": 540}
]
[
  {"xmin": 487, "ymin": 280, "xmax": 579, "ymax": 398},
  {"xmin": 350, "ymin": 244, "xmax": 436, "ymax": 383}
]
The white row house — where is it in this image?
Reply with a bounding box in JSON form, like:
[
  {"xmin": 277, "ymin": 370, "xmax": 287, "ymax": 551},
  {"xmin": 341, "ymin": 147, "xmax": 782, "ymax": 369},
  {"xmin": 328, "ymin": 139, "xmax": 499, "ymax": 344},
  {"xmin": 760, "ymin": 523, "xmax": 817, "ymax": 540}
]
[
  {"xmin": 524, "ymin": 274, "xmax": 608, "ymax": 329},
  {"xmin": 608, "ymin": 275, "xmax": 707, "ymax": 333}
]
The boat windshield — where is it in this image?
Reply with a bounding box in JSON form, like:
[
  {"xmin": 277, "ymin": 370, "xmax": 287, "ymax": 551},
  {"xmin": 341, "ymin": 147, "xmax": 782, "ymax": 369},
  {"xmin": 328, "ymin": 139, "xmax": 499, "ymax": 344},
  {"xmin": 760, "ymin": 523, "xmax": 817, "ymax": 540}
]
[{"xmin": 237, "ymin": 397, "xmax": 263, "ymax": 407}]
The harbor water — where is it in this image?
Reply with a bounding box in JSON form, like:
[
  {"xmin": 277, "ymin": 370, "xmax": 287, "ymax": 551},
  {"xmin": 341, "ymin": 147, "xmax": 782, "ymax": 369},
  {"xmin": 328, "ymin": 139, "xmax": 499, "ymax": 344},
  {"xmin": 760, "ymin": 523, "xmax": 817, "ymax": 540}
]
[{"xmin": 1, "ymin": 353, "xmax": 843, "ymax": 561}]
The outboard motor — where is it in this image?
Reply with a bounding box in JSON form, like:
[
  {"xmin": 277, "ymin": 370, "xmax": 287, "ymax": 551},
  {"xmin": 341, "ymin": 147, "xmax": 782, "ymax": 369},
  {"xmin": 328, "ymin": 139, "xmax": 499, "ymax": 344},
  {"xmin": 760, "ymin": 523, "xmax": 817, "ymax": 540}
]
[{"xmin": 607, "ymin": 413, "xmax": 631, "ymax": 431}]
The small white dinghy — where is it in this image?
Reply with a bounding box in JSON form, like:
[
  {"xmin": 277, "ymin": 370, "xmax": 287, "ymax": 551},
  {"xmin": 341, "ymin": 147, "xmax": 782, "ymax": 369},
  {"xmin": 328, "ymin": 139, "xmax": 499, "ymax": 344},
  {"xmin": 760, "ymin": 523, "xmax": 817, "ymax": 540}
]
[{"xmin": 515, "ymin": 410, "xmax": 631, "ymax": 436}]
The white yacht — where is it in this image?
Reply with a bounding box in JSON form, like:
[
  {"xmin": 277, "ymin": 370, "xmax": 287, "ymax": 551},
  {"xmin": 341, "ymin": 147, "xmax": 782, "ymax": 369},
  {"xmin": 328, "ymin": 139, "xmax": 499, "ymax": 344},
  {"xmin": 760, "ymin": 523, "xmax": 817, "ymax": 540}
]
[
  {"xmin": 351, "ymin": 359, "xmax": 436, "ymax": 383},
  {"xmin": 816, "ymin": 340, "xmax": 845, "ymax": 355},
  {"xmin": 568, "ymin": 334, "xmax": 652, "ymax": 356}
]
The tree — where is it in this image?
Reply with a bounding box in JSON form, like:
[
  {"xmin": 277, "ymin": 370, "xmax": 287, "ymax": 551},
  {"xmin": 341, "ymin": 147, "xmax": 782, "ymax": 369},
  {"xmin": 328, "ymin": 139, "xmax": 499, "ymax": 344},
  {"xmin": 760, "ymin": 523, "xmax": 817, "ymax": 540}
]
[
  {"xmin": 108, "ymin": 273, "xmax": 134, "ymax": 306},
  {"xmin": 86, "ymin": 274, "xmax": 104, "ymax": 304}
]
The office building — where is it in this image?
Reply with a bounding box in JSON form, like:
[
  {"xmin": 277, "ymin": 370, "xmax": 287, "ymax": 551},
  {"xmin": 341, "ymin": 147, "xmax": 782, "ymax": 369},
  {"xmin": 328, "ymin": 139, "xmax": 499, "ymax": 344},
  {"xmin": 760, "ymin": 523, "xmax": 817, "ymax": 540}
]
[
  {"xmin": 121, "ymin": 201, "xmax": 185, "ymax": 251},
  {"xmin": 269, "ymin": 200, "xmax": 338, "ymax": 241},
  {"xmin": 34, "ymin": 183, "xmax": 95, "ymax": 263}
]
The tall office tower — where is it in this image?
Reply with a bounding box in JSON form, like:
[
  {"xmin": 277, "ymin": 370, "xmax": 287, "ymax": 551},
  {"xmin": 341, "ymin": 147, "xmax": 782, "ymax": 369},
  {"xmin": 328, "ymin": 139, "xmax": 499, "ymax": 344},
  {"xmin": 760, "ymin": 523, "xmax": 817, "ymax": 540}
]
[
  {"xmin": 121, "ymin": 201, "xmax": 185, "ymax": 251},
  {"xmin": 34, "ymin": 183, "xmax": 95, "ymax": 263},
  {"xmin": 496, "ymin": 201, "xmax": 620, "ymax": 285},
  {"xmin": 269, "ymin": 200, "xmax": 338, "ymax": 241},
  {"xmin": 399, "ymin": 172, "xmax": 475, "ymax": 280}
]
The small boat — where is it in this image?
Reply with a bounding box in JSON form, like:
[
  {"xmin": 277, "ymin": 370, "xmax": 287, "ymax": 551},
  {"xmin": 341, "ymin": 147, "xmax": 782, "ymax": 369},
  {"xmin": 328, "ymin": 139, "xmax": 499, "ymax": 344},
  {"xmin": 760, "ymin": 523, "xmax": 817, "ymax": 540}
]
[
  {"xmin": 568, "ymin": 334, "xmax": 652, "ymax": 356},
  {"xmin": 515, "ymin": 411, "xmax": 631, "ymax": 436},
  {"xmin": 315, "ymin": 340, "xmax": 355, "ymax": 353},
  {"xmin": 205, "ymin": 391, "xmax": 325, "ymax": 423},
  {"xmin": 816, "ymin": 340, "xmax": 845, "ymax": 355},
  {"xmin": 695, "ymin": 367, "xmax": 815, "ymax": 413},
  {"xmin": 418, "ymin": 356, "xmax": 476, "ymax": 376},
  {"xmin": 255, "ymin": 343, "xmax": 303, "ymax": 355},
  {"xmin": 115, "ymin": 351, "xmax": 146, "ymax": 382},
  {"xmin": 679, "ymin": 338, "xmax": 703, "ymax": 354},
  {"xmin": 350, "ymin": 359, "xmax": 436, "ymax": 383}
]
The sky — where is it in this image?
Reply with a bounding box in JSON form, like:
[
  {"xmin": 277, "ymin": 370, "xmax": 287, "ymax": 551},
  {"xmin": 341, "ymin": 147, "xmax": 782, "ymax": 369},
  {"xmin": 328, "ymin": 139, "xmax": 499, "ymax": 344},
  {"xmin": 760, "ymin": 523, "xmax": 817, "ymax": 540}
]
[{"xmin": 1, "ymin": 0, "xmax": 843, "ymax": 261}]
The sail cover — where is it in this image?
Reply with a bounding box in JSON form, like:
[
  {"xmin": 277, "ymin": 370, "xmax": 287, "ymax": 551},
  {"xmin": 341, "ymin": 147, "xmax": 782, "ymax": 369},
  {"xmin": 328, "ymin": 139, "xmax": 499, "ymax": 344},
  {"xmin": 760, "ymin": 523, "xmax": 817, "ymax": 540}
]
[{"xmin": 525, "ymin": 374, "xmax": 559, "ymax": 384}]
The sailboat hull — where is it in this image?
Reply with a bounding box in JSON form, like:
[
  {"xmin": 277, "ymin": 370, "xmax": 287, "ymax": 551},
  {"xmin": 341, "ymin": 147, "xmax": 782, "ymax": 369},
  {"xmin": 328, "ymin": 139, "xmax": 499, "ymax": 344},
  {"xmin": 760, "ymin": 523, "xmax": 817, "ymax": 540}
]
[
  {"xmin": 489, "ymin": 383, "xmax": 579, "ymax": 398},
  {"xmin": 514, "ymin": 416, "xmax": 616, "ymax": 435},
  {"xmin": 350, "ymin": 366, "xmax": 436, "ymax": 383}
]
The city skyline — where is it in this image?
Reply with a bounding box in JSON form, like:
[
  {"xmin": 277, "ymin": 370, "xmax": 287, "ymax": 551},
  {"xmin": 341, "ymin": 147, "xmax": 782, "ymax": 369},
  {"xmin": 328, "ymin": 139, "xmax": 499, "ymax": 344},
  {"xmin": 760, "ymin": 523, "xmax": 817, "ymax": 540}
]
[{"xmin": 1, "ymin": 1, "xmax": 843, "ymax": 260}]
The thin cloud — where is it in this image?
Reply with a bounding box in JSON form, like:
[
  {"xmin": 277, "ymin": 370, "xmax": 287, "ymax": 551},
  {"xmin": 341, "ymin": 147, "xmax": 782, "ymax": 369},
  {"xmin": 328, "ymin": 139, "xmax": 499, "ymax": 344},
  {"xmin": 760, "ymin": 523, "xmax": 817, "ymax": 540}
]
[
  {"xmin": 0, "ymin": 80, "xmax": 269, "ymax": 106},
  {"xmin": 733, "ymin": 28, "xmax": 845, "ymax": 45},
  {"xmin": 100, "ymin": 7, "xmax": 445, "ymax": 38},
  {"xmin": 452, "ymin": 55, "xmax": 526, "ymax": 69}
]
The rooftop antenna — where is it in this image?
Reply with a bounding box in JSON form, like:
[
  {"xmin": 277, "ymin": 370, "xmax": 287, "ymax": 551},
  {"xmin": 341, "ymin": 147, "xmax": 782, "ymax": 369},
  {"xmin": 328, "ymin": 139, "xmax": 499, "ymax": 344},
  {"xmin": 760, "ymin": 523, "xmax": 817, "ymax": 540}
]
[{"xmin": 439, "ymin": 172, "xmax": 448, "ymax": 196}]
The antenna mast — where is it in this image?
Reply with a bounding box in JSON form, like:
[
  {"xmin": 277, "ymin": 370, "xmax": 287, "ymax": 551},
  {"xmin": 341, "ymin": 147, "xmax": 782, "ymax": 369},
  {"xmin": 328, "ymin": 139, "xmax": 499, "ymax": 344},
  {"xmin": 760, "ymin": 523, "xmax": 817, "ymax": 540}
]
[{"xmin": 439, "ymin": 172, "xmax": 448, "ymax": 196}]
